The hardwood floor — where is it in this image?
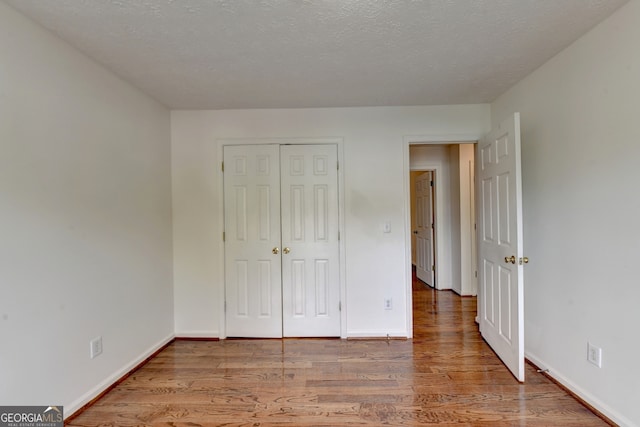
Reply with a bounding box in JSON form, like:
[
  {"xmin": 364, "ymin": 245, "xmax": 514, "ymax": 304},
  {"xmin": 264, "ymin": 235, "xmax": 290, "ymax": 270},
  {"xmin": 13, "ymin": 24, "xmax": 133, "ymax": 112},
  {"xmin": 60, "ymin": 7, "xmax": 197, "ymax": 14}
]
[{"xmin": 67, "ymin": 276, "xmax": 609, "ymax": 426}]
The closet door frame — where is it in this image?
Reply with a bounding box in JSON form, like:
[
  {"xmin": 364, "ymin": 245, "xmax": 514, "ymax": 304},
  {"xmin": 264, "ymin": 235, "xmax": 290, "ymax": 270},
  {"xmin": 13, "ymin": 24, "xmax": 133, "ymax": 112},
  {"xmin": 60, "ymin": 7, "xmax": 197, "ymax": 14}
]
[{"xmin": 217, "ymin": 137, "xmax": 346, "ymax": 339}]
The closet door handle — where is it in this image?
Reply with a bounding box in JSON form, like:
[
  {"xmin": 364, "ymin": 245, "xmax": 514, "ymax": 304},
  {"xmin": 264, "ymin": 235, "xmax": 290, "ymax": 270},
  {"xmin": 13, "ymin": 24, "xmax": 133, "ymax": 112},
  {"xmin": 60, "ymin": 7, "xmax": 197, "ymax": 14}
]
[
  {"xmin": 283, "ymin": 247, "xmax": 291, "ymax": 254},
  {"xmin": 272, "ymin": 247, "xmax": 280, "ymax": 255}
]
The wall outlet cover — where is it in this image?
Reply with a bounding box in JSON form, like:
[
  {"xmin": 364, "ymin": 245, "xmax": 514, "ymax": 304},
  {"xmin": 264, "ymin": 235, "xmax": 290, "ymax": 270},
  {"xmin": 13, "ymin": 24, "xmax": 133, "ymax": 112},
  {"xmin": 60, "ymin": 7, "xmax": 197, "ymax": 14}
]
[
  {"xmin": 90, "ymin": 336, "xmax": 103, "ymax": 359},
  {"xmin": 587, "ymin": 342, "xmax": 602, "ymax": 368}
]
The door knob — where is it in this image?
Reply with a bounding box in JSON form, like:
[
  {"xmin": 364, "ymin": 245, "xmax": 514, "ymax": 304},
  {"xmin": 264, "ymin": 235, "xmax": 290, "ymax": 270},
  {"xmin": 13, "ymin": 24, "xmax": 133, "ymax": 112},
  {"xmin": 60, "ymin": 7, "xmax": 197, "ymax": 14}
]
[
  {"xmin": 283, "ymin": 247, "xmax": 291, "ymax": 254},
  {"xmin": 272, "ymin": 247, "xmax": 280, "ymax": 255},
  {"xmin": 519, "ymin": 257, "xmax": 529, "ymax": 265},
  {"xmin": 504, "ymin": 255, "xmax": 516, "ymax": 264}
]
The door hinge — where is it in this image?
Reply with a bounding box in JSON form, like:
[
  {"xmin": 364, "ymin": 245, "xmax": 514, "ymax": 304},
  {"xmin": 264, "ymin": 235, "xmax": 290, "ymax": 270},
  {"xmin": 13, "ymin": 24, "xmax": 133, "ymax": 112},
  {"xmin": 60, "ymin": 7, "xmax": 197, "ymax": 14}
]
[
  {"xmin": 224, "ymin": 301, "xmax": 227, "ymax": 312},
  {"xmin": 337, "ymin": 161, "xmax": 339, "ymax": 170},
  {"xmin": 338, "ymin": 231, "xmax": 340, "ymax": 241},
  {"xmin": 475, "ymin": 270, "xmax": 478, "ymax": 278},
  {"xmin": 474, "ymin": 223, "xmax": 477, "ymax": 230},
  {"xmin": 430, "ymin": 180, "xmax": 434, "ymax": 186},
  {"xmin": 222, "ymin": 231, "xmax": 225, "ymax": 242},
  {"xmin": 432, "ymin": 265, "xmax": 435, "ymax": 271},
  {"xmin": 221, "ymin": 161, "xmax": 224, "ymax": 172},
  {"xmin": 339, "ymin": 301, "xmax": 342, "ymax": 311}
]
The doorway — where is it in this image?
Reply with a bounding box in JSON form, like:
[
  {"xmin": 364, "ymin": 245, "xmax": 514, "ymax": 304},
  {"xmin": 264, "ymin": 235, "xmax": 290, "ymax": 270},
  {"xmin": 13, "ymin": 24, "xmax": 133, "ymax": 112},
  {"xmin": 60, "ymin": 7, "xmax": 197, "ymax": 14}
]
[{"xmin": 408, "ymin": 143, "xmax": 477, "ymax": 296}]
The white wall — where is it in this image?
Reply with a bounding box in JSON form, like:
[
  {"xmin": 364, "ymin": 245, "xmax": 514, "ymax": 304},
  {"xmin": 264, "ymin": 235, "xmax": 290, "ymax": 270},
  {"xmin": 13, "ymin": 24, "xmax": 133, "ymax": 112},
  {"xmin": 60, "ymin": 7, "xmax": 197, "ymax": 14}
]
[
  {"xmin": 491, "ymin": 1, "xmax": 640, "ymax": 425},
  {"xmin": 0, "ymin": 2, "xmax": 174, "ymax": 416},
  {"xmin": 449, "ymin": 145, "xmax": 462, "ymax": 293},
  {"xmin": 458, "ymin": 144, "xmax": 476, "ymax": 296},
  {"xmin": 172, "ymin": 106, "xmax": 490, "ymax": 338}
]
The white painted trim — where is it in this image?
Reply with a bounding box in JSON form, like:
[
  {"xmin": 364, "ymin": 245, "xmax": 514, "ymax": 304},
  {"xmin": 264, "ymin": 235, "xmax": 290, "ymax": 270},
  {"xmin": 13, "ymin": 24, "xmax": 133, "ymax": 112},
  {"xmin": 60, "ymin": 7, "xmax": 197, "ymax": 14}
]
[
  {"xmin": 403, "ymin": 133, "xmax": 484, "ymax": 144},
  {"xmin": 218, "ymin": 137, "xmax": 343, "ymax": 146},
  {"xmin": 65, "ymin": 333, "xmax": 175, "ymax": 419},
  {"xmin": 347, "ymin": 330, "xmax": 409, "ymax": 339},
  {"xmin": 174, "ymin": 330, "xmax": 220, "ymax": 338},
  {"xmin": 526, "ymin": 351, "xmax": 635, "ymax": 427},
  {"xmin": 217, "ymin": 142, "xmax": 226, "ymax": 339},
  {"xmin": 216, "ymin": 137, "xmax": 347, "ymax": 338},
  {"xmin": 401, "ymin": 145, "xmax": 414, "ymax": 338},
  {"xmin": 337, "ymin": 142, "xmax": 347, "ymax": 339}
]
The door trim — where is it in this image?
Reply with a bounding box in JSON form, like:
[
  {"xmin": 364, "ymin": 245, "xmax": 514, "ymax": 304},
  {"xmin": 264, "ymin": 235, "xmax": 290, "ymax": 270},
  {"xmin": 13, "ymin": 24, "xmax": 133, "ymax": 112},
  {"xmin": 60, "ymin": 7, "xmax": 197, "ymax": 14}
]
[
  {"xmin": 216, "ymin": 137, "xmax": 346, "ymax": 339},
  {"xmin": 403, "ymin": 134, "xmax": 483, "ymax": 338}
]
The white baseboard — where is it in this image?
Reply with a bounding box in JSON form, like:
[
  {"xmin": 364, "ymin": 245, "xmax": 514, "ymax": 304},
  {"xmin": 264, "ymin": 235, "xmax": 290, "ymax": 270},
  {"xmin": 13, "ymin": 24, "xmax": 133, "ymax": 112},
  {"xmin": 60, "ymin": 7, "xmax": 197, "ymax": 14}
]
[
  {"xmin": 526, "ymin": 351, "xmax": 635, "ymax": 427},
  {"xmin": 347, "ymin": 330, "xmax": 409, "ymax": 339},
  {"xmin": 174, "ymin": 330, "xmax": 220, "ymax": 338},
  {"xmin": 65, "ymin": 333, "xmax": 175, "ymax": 419}
]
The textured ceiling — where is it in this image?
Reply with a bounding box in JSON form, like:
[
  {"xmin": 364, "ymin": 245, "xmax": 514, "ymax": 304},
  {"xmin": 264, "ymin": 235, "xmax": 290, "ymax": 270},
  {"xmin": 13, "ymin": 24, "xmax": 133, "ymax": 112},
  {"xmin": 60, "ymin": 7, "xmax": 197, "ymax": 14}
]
[{"xmin": 4, "ymin": 0, "xmax": 628, "ymax": 109}]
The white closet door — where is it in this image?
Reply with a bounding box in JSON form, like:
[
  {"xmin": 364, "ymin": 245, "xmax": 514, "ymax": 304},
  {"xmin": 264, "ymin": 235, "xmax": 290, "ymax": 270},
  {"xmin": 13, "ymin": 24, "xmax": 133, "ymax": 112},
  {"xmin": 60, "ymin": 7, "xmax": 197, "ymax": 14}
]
[
  {"xmin": 415, "ymin": 171, "xmax": 435, "ymax": 287},
  {"xmin": 280, "ymin": 145, "xmax": 340, "ymax": 337},
  {"xmin": 224, "ymin": 145, "xmax": 283, "ymax": 337}
]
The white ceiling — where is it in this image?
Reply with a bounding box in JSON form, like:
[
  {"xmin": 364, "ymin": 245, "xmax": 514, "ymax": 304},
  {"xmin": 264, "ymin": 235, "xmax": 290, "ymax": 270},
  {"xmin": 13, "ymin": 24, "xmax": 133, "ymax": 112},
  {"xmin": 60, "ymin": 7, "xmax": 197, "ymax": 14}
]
[{"xmin": 5, "ymin": 0, "xmax": 628, "ymax": 109}]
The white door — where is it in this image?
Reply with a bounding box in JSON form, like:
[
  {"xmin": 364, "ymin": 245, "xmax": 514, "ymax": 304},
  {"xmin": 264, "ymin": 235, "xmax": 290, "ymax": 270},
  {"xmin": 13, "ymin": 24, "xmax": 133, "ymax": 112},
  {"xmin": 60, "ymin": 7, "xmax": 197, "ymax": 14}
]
[
  {"xmin": 224, "ymin": 144, "xmax": 341, "ymax": 338},
  {"xmin": 280, "ymin": 145, "xmax": 340, "ymax": 337},
  {"xmin": 415, "ymin": 171, "xmax": 435, "ymax": 287},
  {"xmin": 224, "ymin": 145, "xmax": 283, "ymax": 337},
  {"xmin": 477, "ymin": 113, "xmax": 525, "ymax": 381}
]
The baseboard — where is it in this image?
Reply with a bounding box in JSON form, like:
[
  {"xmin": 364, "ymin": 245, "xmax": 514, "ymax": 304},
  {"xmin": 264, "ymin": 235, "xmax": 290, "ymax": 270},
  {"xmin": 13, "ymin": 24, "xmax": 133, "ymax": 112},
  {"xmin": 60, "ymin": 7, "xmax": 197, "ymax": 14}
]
[
  {"xmin": 175, "ymin": 336, "xmax": 220, "ymax": 341},
  {"xmin": 64, "ymin": 333, "xmax": 175, "ymax": 420},
  {"xmin": 347, "ymin": 336, "xmax": 408, "ymax": 341},
  {"xmin": 526, "ymin": 352, "xmax": 634, "ymax": 427},
  {"xmin": 174, "ymin": 330, "xmax": 220, "ymax": 338},
  {"xmin": 347, "ymin": 330, "xmax": 409, "ymax": 339}
]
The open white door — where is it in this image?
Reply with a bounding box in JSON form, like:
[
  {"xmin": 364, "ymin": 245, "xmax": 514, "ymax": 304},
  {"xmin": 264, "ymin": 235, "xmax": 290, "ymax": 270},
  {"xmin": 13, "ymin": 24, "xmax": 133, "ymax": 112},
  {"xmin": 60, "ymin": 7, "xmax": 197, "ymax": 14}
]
[
  {"xmin": 415, "ymin": 172, "xmax": 434, "ymax": 286},
  {"xmin": 477, "ymin": 113, "xmax": 525, "ymax": 382}
]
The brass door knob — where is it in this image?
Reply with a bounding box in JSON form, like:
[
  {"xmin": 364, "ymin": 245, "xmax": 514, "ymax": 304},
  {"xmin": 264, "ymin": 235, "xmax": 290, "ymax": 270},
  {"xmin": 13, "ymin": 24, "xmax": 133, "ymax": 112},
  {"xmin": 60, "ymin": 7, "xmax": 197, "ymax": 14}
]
[
  {"xmin": 520, "ymin": 257, "xmax": 529, "ymax": 265},
  {"xmin": 283, "ymin": 247, "xmax": 291, "ymax": 254},
  {"xmin": 272, "ymin": 247, "xmax": 280, "ymax": 255},
  {"xmin": 504, "ymin": 255, "xmax": 516, "ymax": 264}
]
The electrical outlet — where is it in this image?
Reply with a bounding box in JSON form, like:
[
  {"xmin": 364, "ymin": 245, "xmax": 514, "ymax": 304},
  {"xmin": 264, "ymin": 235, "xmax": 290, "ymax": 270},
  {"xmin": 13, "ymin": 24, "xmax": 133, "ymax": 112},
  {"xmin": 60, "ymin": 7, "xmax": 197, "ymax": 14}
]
[
  {"xmin": 587, "ymin": 342, "xmax": 602, "ymax": 368},
  {"xmin": 90, "ymin": 336, "xmax": 103, "ymax": 359},
  {"xmin": 384, "ymin": 298, "xmax": 393, "ymax": 310}
]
